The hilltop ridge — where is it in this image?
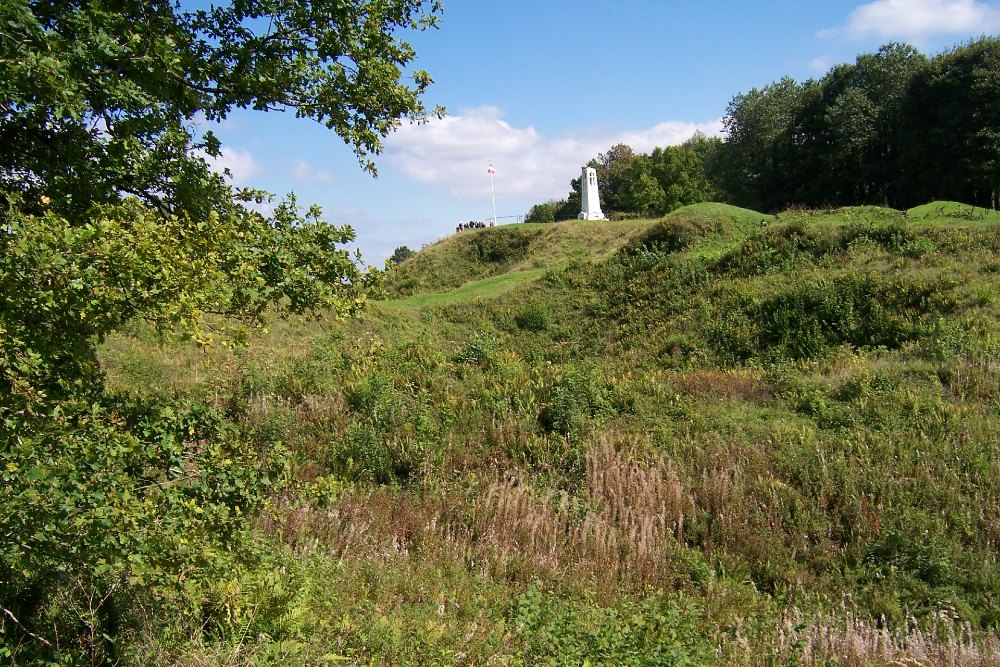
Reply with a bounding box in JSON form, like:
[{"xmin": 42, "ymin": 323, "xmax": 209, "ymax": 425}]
[
  {"xmin": 385, "ymin": 203, "xmax": 768, "ymax": 300},
  {"xmin": 386, "ymin": 217, "xmax": 654, "ymax": 298}
]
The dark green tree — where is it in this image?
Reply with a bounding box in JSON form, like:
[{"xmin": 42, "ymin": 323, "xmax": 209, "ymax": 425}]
[
  {"xmin": 681, "ymin": 131, "xmax": 727, "ymax": 200},
  {"xmin": 851, "ymin": 43, "xmax": 928, "ymax": 205},
  {"xmin": 525, "ymin": 201, "xmax": 556, "ymax": 223},
  {"xmin": 899, "ymin": 38, "xmax": 1000, "ymax": 208},
  {"xmin": 613, "ymin": 154, "xmax": 662, "ymax": 216},
  {"xmin": 720, "ymin": 76, "xmax": 806, "ymax": 211},
  {"xmin": 390, "ymin": 245, "xmax": 417, "ymax": 264},
  {"xmin": 0, "ymin": 0, "xmax": 442, "ymax": 218},
  {"xmin": 807, "ymin": 44, "xmax": 928, "ymax": 206},
  {"xmin": 721, "ymin": 44, "xmax": 931, "ymax": 210},
  {"xmin": 595, "ymin": 144, "xmax": 636, "ymax": 214},
  {"xmin": 650, "ymin": 145, "xmax": 715, "ymax": 213},
  {"xmin": 558, "ymin": 173, "xmax": 584, "ymax": 220},
  {"xmin": 553, "ymin": 196, "xmax": 579, "ymax": 221}
]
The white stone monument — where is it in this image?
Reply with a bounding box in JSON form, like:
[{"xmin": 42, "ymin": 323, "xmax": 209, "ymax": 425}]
[{"xmin": 578, "ymin": 166, "xmax": 605, "ymax": 220}]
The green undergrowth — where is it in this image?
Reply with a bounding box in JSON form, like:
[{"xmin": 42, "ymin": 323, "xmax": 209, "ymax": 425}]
[
  {"xmin": 97, "ymin": 202, "xmax": 1000, "ymax": 665},
  {"xmin": 906, "ymin": 200, "xmax": 1000, "ymax": 221}
]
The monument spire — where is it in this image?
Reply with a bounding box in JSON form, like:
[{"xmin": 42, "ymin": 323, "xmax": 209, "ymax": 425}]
[
  {"xmin": 488, "ymin": 163, "xmax": 497, "ymax": 226},
  {"xmin": 578, "ymin": 166, "xmax": 605, "ymax": 220}
]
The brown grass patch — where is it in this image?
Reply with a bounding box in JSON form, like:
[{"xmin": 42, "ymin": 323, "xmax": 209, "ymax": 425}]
[{"xmin": 675, "ymin": 368, "xmax": 774, "ymax": 401}]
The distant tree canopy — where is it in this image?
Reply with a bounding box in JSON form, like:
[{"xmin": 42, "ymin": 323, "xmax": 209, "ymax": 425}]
[
  {"xmin": 390, "ymin": 245, "xmax": 417, "ymax": 264},
  {"xmin": 541, "ymin": 139, "xmax": 718, "ymax": 220},
  {"xmin": 721, "ymin": 39, "xmax": 1000, "ymax": 211},
  {"xmin": 529, "ymin": 38, "xmax": 999, "ymax": 220},
  {"xmin": 525, "ymin": 201, "xmax": 556, "ymax": 223}
]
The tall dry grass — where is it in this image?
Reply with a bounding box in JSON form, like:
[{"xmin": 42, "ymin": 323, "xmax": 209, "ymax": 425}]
[
  {"xmin": 459, "ymin": 434, "xmax": 693, "ymax": 587},
  {"xmin": 723, "ymin": 609, "xmax": 1000, "ymax": 666},
  {"xmin": 265, "ymin": 435, "xmax": 693, "ymax": 588},
  {"xmin": 259, "ymin": 430, "xmax": 1000, "ymax": 665},
  {"xmin": 265, "ymin": 432, "xmax": 778, "ymax": 589}
]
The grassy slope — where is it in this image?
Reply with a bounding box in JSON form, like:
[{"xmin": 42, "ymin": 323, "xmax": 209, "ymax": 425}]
[
  {"xmin": 385, "ymin": 216, "xmax": 658, "ymax": 298},
  {"xmin": 378, "ymin": 268, "xmax": 548, "ymax": 309},
  {"xmin": 907, "ymin": 200, "xmax": 1000, "ymax": 220},
  {"xmin": 382, "ymin": 203, "xmax": 767, "ymax": 305},
  {"xmin": 102, "ymin": 202, "xmax": 1000, "ymax": 666}
]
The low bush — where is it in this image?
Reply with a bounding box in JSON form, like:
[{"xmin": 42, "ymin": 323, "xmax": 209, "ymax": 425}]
[
  {"xmin": 1, "ymin": 398, "xmax": 287, "ymax": 664},
  {"xmin": 515, "ymin": 303, "xmax": 552, "ymax": 332},
  {"xmin": 629, "ymin": 214, "xmax": 727, "ymax": 254},
  {"xmin": 708, "ymin": 274, "xmax": 958, "ymax": 361},
  {"xmin": 513, "ymin": 585, "xmax": 710, "ymax": 666},
  {"xmin": 538, "ymin": 367, "xmax": 614, "ymax": 440},
  {"xmin": 473, "ymin": 227, "xmax": 535, "ymax": 263}
]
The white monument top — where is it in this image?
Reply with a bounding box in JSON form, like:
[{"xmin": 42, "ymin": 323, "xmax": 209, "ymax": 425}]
[{"xmin": 578, "ymin": 166, "xmax": 605, "ymax": 220}]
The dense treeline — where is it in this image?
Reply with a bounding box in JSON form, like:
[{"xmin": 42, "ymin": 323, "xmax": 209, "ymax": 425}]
[
  {"xmin": 530, "ymin": 38, "xmax": 999, "ymax": 220},
  {"xmin": 724, "ymin": 39, "xmax": 999, "ymax": 212}
]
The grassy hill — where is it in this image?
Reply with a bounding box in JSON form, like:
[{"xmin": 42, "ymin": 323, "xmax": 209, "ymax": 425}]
[
  {"xmin": 384, "ymin": 203, "xmax": 768, "ymax": 304},
  {"xmin": 102, "ymin": 203, "xmax": 1000, "ymax": 665},
  {"xmin": 385, "ymin": 216, "xmax": 657, "ymax": 297}
]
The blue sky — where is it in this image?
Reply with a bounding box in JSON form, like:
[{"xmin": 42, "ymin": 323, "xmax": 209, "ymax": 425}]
[{"xmin": 204, "ymin": 0, "xmax": 1000, "ymax": 264}]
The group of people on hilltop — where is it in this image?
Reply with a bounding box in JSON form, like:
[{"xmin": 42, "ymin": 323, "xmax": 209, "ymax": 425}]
[{"xmin": 456, "ymin": 219, "xmax": 494, "ymax": 233}]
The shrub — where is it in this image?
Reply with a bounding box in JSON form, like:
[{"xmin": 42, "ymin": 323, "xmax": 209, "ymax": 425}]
[
  {"xmin": 840, "ymin": 219, "xmax": 933, "ymax": 257},
  {"xmin": 454, "ymin": 331, "xmax": 505, "ymax": 372},
  {"xmin": 717, "ymin": 219, "xmax": 837, "ymax": 275},
  {"xmin": 708, "ymin": 274, "xmax": 957, "ymax": 361},
  {"xmin": 332, "ymin": 423, "xmax": 424, "ymax": 485},
  {"xmin": 1, "ymin": 398, "xmax": 286, "ymax": 664},
  {"xmin": 553, "ymin": 198, "xmax": 580, "ymax": 221},
  {"xmin": 526, "ymin": 202, "xmax": 556, "ymax": 224},
  {"xmin": 345, "ymin": 372, "xmax": 400, "ymax": 422},
  {"xmin": 513, "ymin": 585, "xmax": 710, "ymax": 666},
  {"xmin": 515, "ymin": 303, "xmax": 552, "ymax": 332},
  {"xmin": 473, "ymin": 228, "xmax": 534, "ymax": 263},
  {"xmin": 629, "ymin": 215, "xmax": 726, "ymax": 254},
  {"xmin": 538, "ymin": 367, "xmax": 613, "ymax": 440}
]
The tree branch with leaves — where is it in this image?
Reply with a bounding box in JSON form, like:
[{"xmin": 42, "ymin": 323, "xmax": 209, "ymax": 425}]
[{"xmin": 0, "ymin": 0, "xmax": 443, "ymax": 661}]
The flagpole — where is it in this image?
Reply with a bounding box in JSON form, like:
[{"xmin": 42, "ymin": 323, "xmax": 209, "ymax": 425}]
[{"xmin": 489, "ymin": 163, "xmax": 497, "ymax": 226}]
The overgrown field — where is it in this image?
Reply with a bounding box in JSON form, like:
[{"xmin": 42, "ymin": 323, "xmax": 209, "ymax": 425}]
[{"xmin": 101, "ymin": 202, "xmax": 1000, "ymax": 665}]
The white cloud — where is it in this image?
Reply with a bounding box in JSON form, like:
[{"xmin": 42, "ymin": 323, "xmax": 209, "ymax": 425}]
[
  {"xmin": 809, "ymin": 56, "xmax": 832, "ymax": 72},
  {"xmin": 617, "ymin": 121, "xmax": 724, "ymax": 151},
  {"xmin": 290, "ymin": 160, "xmax": 334, "ymax": 184},
  {"xmin": 385, "ymin": 106, "xmax": 722, "ymax": 202},
  {"xmin": 204, "ymin": 147, "xmax": 263, "ymax": 186},
  {"xmin": 823, "ymin": 0, "xmax": 1000, "ymax": 40}
]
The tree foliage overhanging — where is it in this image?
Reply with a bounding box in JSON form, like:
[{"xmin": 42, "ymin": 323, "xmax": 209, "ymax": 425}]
[
  {"xmin": 0, "ymin": 0, "xmax": 441, "ymax": 662},
  {"xmin": 538, "ymin": 39, "xmax": 999, "ymax": 220}
]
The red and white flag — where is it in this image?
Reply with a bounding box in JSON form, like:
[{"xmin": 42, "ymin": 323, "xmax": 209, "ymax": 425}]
[{"xmin": 487, "ymin": 164, "xmax": 496, "ymax": 174}]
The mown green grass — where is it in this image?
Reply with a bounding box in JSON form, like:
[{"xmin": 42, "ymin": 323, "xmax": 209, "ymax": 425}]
[
  {"xmin": 378, "ymin": 267, "xmax": 547, "ymax": 309},
  {"xmin": 100, "ymin": 201, "xmax": 1000, "ymax": 665}
]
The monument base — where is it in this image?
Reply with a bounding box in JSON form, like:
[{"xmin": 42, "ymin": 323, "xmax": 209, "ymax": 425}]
[{"xmin": 578, "ymin": 211, "xmax": 606, "ymax": 220}]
